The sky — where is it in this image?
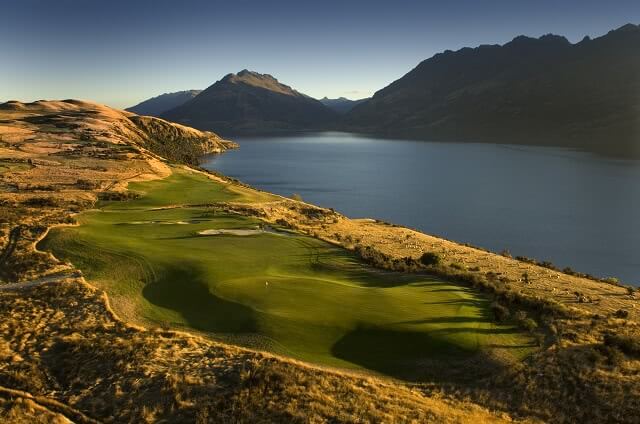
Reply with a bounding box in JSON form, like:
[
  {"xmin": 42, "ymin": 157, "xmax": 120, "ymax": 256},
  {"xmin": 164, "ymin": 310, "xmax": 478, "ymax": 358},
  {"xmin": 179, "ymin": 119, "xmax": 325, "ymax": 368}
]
[{"xmin": 1, "ymin": 0, "xmax": 639, "ymax": 109}]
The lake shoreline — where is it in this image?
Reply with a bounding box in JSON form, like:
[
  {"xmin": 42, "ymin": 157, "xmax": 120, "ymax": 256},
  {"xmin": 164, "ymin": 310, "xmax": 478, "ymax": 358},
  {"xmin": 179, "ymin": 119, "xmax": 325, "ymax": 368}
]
[{"xmin": 203, "ymin": 132, "xmax": 640, "ymax": 284}]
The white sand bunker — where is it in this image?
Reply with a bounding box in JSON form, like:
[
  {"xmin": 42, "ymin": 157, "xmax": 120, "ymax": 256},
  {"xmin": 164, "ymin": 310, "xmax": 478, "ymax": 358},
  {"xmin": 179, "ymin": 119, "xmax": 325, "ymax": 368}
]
[
  {"xmin": 126, "ymin": 221, "xmax": 190, "ymax": 225},
  {"xmin": 197, "ymin": 226, "xmax": 291, "ymax": 237},
  {"xmin": 198, "ymin": 229, "xmax": 264, "ymax": 236}
]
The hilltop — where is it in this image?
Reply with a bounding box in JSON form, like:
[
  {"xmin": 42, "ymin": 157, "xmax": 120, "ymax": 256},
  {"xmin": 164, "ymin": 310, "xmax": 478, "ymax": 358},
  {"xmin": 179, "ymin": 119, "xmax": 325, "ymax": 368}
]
[
  {"xmin": 161, "ymin": 70, "xmax": 337, "ymax": 135},
  {"xmin": 345, "ymin": 24, "xmax": 640, "ymax": 157}
]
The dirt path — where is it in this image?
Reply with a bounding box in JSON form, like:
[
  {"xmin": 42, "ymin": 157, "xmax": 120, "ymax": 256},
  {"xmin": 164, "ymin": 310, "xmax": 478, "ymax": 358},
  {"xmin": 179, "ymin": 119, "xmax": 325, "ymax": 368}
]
[{"xmin": 0, "ymin": 272, "xmax": 76, "ymax": 292}]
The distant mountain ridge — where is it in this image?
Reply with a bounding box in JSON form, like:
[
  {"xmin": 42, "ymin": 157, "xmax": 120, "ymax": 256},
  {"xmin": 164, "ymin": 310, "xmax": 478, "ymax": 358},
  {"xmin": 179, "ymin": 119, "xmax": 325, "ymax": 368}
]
[
  {"xmin": 161, "ymin": 70, "xmax": 336, "ymax": 135},
  {"xmin": 320, "ymin": 97, "xmax": 369, "ymax": 114},
  {"xmin": 345, "ymin": 23, "xmax": 640, "ymax": 157},
  {"xmin": 127, "ymin": 90, "xmax": 201, "ymax": 117}
]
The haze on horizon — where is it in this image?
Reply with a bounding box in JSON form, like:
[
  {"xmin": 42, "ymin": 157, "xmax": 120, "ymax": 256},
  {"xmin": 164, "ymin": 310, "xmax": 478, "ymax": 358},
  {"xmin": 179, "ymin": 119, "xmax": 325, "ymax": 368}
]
[{"xmin": 2, "ymin": 0, "xmax": 639, "ymax": 109}]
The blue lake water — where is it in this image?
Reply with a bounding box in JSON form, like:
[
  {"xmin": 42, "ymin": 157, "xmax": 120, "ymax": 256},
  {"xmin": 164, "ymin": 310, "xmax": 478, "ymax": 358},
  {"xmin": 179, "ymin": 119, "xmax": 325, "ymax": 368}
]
[{"xmin": 202, "ymin": 132, "xmax": 640, "ymax": 285}]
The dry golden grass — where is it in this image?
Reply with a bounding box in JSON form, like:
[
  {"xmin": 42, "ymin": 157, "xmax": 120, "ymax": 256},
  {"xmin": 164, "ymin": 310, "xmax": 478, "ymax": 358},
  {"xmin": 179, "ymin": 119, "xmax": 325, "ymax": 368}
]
[
  {"xmin": 0, "ymin": 396, "xmax": 70, "ymax": 424},
  {"xmin": 0, "ymin": 278, "xmax": 525, "ymax": 423},
  {"xmin": 1, "ymin": 99, "xmax": 639, "ymax": 423}
]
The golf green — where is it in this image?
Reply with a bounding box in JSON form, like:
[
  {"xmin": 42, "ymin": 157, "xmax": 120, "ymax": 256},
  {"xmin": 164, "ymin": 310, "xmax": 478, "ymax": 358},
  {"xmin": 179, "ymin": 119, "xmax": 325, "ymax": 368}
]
[{"xmin": 39, "ymin": 168, "xmax": 534, "ymax": 379}]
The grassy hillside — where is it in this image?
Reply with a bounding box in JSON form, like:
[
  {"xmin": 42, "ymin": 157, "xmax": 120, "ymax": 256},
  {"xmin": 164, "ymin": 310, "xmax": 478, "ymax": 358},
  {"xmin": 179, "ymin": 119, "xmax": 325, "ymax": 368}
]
[
  {"xmin": 3, "ymin": 101, "xmax": 640, "ymax": 422},
  {"xmin": 39, "ymin": 169, "xmax": 532, "ymax": 380}
]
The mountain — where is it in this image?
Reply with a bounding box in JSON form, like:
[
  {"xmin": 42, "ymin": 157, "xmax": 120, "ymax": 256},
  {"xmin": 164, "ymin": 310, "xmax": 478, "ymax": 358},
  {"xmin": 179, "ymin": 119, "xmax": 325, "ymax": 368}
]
[
  {"xmin": 126, "ymin": 90, "xmax": 202, "ymax": 117},
  {"xmin": 319, "ymin": 96, "xmax": 369, "ymax": 114},
  {"xmin": 345, "ymin": 24, "xmax": 640, "ymax": 157},
  {"xmin": 161, "ymin": 70, "xmax": 337, "ymax": 134}
]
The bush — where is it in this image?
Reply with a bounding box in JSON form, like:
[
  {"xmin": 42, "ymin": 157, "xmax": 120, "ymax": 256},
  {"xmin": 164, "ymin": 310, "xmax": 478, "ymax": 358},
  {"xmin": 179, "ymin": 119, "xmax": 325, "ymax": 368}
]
[
  {"xmin": 491, "ymin": 302, "xmax": 510, "ymax": 322},
  {"xmin": 521, "ymin": 318, "xmax": 538, "ymax": 332},
  {"xmin": 76, "ymin": 178, "xmax": 99, "ymax": 190},
  {"xmin": 98, "ymin": 191, "xmax": 140, "ymax": 201},
  {"xmin": 613, "ymin": 309, "xmax": 630, "ymax": 319},
  {"xmin": 420, "ymin": 252, "xmax": 441, "ymax": 267},
  {"xmin": 604, "ymin": 333, "xmax": 640, "ymax": 356},
  {"xmin": 514, "ymin": 311, "xmax": 538, "ymax": 331},
  {"xmin": 22, "ymin": 197, "xmax": 60, "ymax": 207}
]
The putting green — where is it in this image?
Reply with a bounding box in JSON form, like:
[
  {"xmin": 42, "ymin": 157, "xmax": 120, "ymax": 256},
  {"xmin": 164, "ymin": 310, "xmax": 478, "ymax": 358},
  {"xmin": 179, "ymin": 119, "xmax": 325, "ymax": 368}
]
[{"xmin": 39, "ymin": 168, "xmax": 534, "ymax": 379}]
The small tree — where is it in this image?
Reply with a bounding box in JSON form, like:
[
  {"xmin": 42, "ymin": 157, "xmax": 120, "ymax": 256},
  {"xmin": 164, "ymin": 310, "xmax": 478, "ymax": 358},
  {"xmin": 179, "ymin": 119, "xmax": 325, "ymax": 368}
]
[
  {"xmin": 491, "ymin": 302, "xmax": 509, "ymax": 322},
  {"xmin": 420, "ymin": 252, "xmax": 441, "ymax": 267}
]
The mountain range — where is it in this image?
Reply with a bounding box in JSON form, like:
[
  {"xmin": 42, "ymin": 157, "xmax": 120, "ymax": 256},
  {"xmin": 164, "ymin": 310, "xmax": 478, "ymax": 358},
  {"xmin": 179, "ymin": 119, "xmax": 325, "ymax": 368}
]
[
  {"xmin": 319, "ymin": 97, "xmax": 369, "ymax": 114},
  {"xmin": 345, "ymin": 23, "xmax": 640, "ymax": 157},
  {"xmin": 129, "ymin": 23, "xmax": 640, "ymax": 157},
  {"xmin": 160, "ymin": 70, "xmax": 336, "ymax": 135}
]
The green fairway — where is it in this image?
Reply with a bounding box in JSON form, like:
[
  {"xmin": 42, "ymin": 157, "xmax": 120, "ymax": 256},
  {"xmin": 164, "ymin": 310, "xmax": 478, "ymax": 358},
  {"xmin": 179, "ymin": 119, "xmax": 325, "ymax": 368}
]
[{"xmin": 39, "ymin": 168, "xmax": 534, "ymax": 379}]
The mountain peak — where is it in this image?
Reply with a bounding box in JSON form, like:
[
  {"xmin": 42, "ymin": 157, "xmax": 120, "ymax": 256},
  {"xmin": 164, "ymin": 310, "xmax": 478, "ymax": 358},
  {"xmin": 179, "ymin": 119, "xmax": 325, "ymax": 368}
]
[
  {"xmin": 161, "ymin": 71, "xmax": 335, "ymax": 134},
  {"xmin": 612, "ymin": 23, "xmax": 640, "ymax": 33},
  {"xmin": 506, "ymin": 33, "xmax": 570, "ymax": 48},
  {"xmin": 220, "ymin": 70, "xmax": 300, "ymax": 97}
]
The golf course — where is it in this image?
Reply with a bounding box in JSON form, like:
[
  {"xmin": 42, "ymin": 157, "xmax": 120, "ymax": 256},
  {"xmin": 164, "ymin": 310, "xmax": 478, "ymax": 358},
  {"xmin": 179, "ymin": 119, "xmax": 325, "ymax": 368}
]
[{"xmin": 39, "ymin": 168, "xmax": 534, "ymax": 379}]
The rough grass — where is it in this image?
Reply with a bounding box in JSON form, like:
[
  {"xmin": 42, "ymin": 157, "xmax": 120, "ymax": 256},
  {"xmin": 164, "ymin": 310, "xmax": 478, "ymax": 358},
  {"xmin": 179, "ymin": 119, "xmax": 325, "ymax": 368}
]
[
  {"xmin": 39, "ymin": 169, "xmax": 533, "ymax": 380},
  {"xmin": 0, "ymin": 279, "xmax": 525, "ymax": 424},
  {"xmin": 5, "ymin": 101, "xmax": 640, "ymax": 423}
]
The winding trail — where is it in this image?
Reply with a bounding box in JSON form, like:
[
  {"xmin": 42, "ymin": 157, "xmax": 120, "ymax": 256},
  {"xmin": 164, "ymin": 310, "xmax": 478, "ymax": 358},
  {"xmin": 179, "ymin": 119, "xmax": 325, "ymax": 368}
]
[{"xmin": 0, "ymin": 272, "xmax": 76, "ymax": 292}]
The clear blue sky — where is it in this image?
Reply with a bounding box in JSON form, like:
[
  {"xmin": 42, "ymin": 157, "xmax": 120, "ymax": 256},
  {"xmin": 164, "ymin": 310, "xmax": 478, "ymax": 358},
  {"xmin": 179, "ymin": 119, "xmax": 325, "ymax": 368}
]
[{"xmin": 1, "ymin": 0, "xmax": 638, "ymax": 108}]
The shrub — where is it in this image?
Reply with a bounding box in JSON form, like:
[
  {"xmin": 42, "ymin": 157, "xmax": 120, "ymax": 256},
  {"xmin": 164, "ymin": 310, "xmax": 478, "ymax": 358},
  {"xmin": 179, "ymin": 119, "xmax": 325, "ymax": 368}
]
[
  {"xmin": 604, "ymin": 277, "xmax": 620, "ymax": 285},
  {"xmin": 491, "ymin": 302, "xmax": 510, "ymax": 322},
  {"xmin": 291, "ymin": 193, "xmax": 303, "ymax": 202},
  {"xmin": 420, "ymin": 252, "xmax": 441, "ymax": 267},
  {"xmin": 521, "ymin": 318, "xmax": 538, "ymax": 332},
  {"xmin": 22, "ymin": 197, "xmax": 60, "ymax": 207},
  {"xmin": 604, "ymin": 333, "xmax": 640, "ymax": 356},
  {"xmin": 76, "ymin": 178, "xmax": 99, "ymax": 190},
  {"xmin": 98, "ymin": 191, "xmax": 140, "ymax": 201},
  {"xmin": 613, "ymin": 309, "xmax": 630, "ymax": 319},
  {"xmin": 514, "ymin": 311, "xmax": 538, "ymax": 331}
]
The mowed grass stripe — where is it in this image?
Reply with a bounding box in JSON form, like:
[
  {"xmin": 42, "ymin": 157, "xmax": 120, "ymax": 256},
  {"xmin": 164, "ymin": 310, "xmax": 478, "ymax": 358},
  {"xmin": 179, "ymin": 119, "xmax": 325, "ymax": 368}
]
[{"xmin": 39, "ymin": 168, "xmax": 534, "ymax": 380}]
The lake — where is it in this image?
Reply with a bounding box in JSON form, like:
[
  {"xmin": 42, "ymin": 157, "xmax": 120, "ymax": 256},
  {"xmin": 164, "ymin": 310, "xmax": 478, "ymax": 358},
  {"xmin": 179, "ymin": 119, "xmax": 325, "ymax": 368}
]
[{"xmin": 202, "ymin": 132, "xmax": 640, "ymax": 285}]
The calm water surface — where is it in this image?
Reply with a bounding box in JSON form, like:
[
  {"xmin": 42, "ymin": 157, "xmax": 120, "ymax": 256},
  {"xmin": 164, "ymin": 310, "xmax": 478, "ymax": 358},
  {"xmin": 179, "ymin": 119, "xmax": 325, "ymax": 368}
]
[{"xmin": 203, "ymin": 132, "xmax": 640, "ymax": 284}]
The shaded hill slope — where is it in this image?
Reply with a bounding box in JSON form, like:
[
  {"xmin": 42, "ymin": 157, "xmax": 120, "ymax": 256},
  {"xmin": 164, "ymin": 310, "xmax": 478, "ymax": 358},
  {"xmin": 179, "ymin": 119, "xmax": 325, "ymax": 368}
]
[
  {"xmin": 320, "ymin": 96, "xmax": 369, "ymax": 114},
  {"xmin": 126, "ymin": 90, "xmax": 202, "ymax": 117}
]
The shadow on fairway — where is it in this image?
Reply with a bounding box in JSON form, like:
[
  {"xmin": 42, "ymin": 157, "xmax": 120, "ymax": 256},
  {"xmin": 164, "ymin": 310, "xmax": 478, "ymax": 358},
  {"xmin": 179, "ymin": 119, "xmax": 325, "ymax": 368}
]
[
  {"xmin": 143, "ymin": 263, "xmax": 258, "ymax": 333},
  {"xmin": 331, "ymin": 323, "xmax": 518, "ymax": 382}
]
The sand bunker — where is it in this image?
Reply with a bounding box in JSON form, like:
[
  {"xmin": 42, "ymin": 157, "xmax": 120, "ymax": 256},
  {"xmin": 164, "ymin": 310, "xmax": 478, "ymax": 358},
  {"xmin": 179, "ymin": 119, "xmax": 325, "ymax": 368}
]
[
  {"xmin": 198, "ymin": 229, "xmax": 264, "ymax": 236},
  {"xmin": 198, "ymin": 225, "xmax": 291, "ymax": 237}
]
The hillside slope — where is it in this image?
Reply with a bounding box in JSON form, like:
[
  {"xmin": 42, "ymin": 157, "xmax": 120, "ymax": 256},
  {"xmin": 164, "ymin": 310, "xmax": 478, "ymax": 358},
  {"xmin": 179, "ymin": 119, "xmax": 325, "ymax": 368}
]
[
  {"xmin": 126, "ymin": 90, "xmax": 202, "ymax": 117},
  {"xmin": 0, "ymin": 99, "xmax": 235, "ymax": 167},
  {"xmin": 0, "ymin": 99, "xmax": 528, "ymax": 423},
  {"xmin": 162, "ymin": 70, "xmax": 337, "ymax": 134},
  {"xmin": 345, "ymin": 24, "xmax": 640, "ymax": 157}
]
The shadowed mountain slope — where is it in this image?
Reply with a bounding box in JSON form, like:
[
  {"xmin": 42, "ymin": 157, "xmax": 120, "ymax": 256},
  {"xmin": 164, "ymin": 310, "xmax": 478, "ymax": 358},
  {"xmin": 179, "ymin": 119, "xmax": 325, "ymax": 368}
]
[
  {"xmin": 320, "ymin": 97, "xmax": 369, "ymax": 114},
  {"xmin": 162, "ymin": 70, "xmax": 337, "ymax": 135},
  {"xmin": 345, "ymin": 24, "xmax": 640, "ymax": 157},
  {"xmin": 126, "ymin": 90, "xmax": 202, "ymax": 117}
]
